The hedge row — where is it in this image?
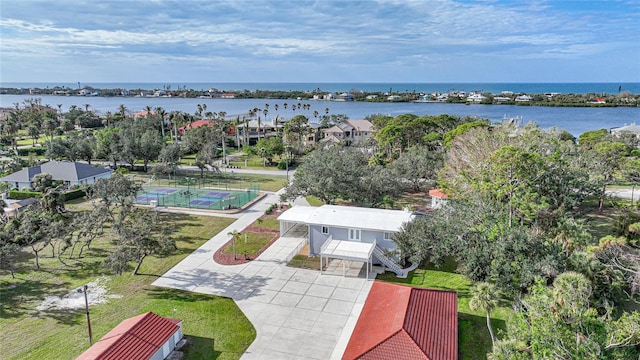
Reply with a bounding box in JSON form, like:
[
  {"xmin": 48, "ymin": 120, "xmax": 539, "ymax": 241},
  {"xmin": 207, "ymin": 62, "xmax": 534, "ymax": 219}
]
[
  {"xmin": 64, "ymin": 188, "xmax": 86, "ymax": 201},
  {"xmin": 17, "ymin": 147, "xmax": 47, "ymax": 156},
  {"xmin": 9, "ymin": 190, "xmax": 42, "ymax": 200},
  {"xmin": 8, "ymin": 188, "xmax": 86, "ymax": 201}
]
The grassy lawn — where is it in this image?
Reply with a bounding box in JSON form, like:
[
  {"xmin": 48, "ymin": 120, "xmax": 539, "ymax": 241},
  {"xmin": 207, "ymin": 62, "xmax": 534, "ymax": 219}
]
[
  {"xmin": 305, "ymin": 196, "xmax": 324, "ymax": 207},
  {"xmin": 377, "ymin": 258, "xmax": 512, "ymax": 360},
  {"xmin": 256, "ymin": 217, "xmax": 280, "ymax": 230},
  {"xmin": 0, "ymin": 211, "xmax": 255, "ymax": 360},
  {"xmin": 288, "ymin": 254, "xmax": 321, "ymax": 270},
  {"xmin": 227, "ymin": 154, "xmax": 285, "ymax": 171},
  {"xmin": 222, "ymin": 232, "xmax": 276, "ymax": 255}
]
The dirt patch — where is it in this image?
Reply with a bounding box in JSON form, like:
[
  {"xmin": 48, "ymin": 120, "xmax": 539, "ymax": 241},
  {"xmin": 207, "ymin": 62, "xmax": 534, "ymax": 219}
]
[{"xmin": 36, "ymin": 276, "xmax": 122, "ymax": 311}]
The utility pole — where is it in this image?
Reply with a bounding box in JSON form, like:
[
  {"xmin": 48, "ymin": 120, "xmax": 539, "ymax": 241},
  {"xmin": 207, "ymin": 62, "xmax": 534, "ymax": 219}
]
[{"xmin": 78, "ymin": 285, "xmax": 93, "ymax": 346}]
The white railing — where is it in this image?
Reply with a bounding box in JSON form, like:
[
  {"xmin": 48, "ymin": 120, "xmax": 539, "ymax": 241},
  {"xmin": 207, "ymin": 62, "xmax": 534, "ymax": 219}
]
[{"xmin": 373, "ymin": 245, "xmax": 419, "ymax": 278}]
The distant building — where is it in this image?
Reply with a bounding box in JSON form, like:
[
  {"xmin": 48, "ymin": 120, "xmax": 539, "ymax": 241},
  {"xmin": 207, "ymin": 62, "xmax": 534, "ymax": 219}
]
[
  {"xmin": 429, "ymin": 188, "xmax": 448, "ymax": 208},
  {"xmin": 321, "ymin": 119, "xmax": 375, "ymax": 146},
  {"xmin": 515, "ymin": 95, "xmax": 533, "ymax": 102}
]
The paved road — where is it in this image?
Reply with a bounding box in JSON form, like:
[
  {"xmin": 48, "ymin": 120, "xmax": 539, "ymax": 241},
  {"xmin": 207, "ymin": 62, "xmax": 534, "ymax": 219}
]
[
  {"xmin": 606, "ymin": 188, "xmax": 638, "ymax": 201},
  {"xmin": 152, "ymin": 191, "xmax": 373, "ymax": 360}
]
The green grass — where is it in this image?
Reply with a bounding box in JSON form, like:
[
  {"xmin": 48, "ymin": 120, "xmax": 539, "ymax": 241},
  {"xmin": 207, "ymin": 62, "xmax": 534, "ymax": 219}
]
[
  {"xmin": 0, "ymin": 210, "xmax": 255, "ymax": 360},
  {"xmin": 227, "ymin": 154, "xmax": 284, "ymax": 171},
  {"xmin": 377, "ymin": 258, "xmax": 512, "ymax": 360},
  {"xmin": 305, "ymin": 196, "xmax": 324, "ymax": 207},
  {"xmin": 222, "ymin": 232, "xmax": 276, "ymax": 255},
  {"xmin": 288, "ymin": 254, "xmax": 321, "ymax": 270},
  {"xmin": 256, "ymin": 217, "xmax": 280, "ymax": 230}
]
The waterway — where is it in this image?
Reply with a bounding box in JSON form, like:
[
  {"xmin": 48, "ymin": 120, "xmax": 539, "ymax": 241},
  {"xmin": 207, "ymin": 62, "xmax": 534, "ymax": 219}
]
[{"xmin": 1, "ymin": 94, "xmax": 638, "ymax": 136}]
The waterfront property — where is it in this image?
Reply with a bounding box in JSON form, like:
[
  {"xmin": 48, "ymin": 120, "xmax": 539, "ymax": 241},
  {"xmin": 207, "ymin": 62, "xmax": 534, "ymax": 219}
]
[
  {"xmin": 611, "ymin": 123, "xmax": 640, "ymax": 140},
  {"xmin": 0, "ymin": 160, "xmax": 112, "ymax": 190},
  {"xmin": 342, "ymin": 281, "xmax": 458, "ymax": 360},
  {"xmin": 76, "ymin": 312, "xmax": 184, "ymax": 360},
  {"xmin": 321, "ymin": 119, "xmax": 375, "ymax": 146},
  {"xmin": 277, "ymin": 205, "xmax": 416, "ymax": 277}
]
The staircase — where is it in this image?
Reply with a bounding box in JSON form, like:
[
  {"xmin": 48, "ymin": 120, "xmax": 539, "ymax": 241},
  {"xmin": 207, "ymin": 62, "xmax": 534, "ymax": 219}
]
[{"xmin": 373, "ymin": 246, "xmax": 419, "ymax": 278}]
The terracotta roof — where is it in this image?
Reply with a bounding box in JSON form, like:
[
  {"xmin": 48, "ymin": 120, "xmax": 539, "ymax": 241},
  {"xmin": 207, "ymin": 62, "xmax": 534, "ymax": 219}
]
[
  {"xmin": 428, "ymin": 189, "xmax": 448, "ymax": 199},
  {"xmin": 343, "ymin": 281, "xmax": 458, "ymax": 360},
  {"xmin": 76, "ymin": 312, "xmax": 181, "ymax": 360}
]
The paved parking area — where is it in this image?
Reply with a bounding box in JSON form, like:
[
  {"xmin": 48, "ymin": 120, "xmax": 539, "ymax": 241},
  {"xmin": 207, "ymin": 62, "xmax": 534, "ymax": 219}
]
[{"xmin": 153, "ymin": 193, "xmax": 374, "ymax": 359}]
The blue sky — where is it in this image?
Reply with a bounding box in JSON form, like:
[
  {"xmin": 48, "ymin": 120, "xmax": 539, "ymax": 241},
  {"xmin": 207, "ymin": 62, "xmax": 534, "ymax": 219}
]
[{"xmin": 1, "ymin": 0, "xmax": 639, "ymax": 83}]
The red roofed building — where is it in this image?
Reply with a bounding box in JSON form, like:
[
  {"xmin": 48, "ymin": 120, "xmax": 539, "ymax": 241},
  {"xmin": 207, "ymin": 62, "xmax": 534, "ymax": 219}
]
[
  {"xmin": 343, "ymin": 281, "xmax": 457, "ymax": 360},
  {"xmin": 76, "ymin": 312, "xmax": 183, "ymax": 360},
  {"xmin": 178, "ymin": 119, "xmax": 214, "ymax": 136},
  {"xmin": 428, "ymin": 189, "xmax": 448, "ymax": 209}
]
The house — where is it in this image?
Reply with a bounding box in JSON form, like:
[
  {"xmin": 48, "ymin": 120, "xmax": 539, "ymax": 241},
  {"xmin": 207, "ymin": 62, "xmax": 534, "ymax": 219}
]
[
  {"xmin": 428, "ymin": 189, "xmax": 448, "ymax": 208},
  {"xmin": 235, "ymin": 118, "xmax": 280, "ymax": 146},
  {"xmin": 515, "ymin": 95, "xmax": 533, "ymax": 102},
  {"xmin": 178, "ymin": 119, "xmax": 215, "ymax": 136},
  {"xmin": 342, "ymin": 281, "xmax": 458, "ymax": 360},
  {"xmin": 76, "ymin": 312, "xmax": 184, "ymax": 360},
  {"xmin": 277, "ymin": 205, "xmax": 415, "ymax": 277},
  {"xmin": 466, "ymin": 93, "xmax": 487, "ymax": 103},
  {"xmin": 588, "ymin": 97, "xmax": 606, "ymax": 104},
  {"xmin": 0, "ymin": 161, "xmax": 112, "ymax": 190},
  {"xmin": 336, "ymin": 93, "xmax": 355, "ymax": 101},
  {"xmin": 321, "ymin": 119, "xmax": 375, "ymax": 146},
  {"xmin": 3, "ymin": 198, "xmax": 39, "ymax": 219},
  {"xmin": 611, "ymin": 123, "xmax": 640, "ymax": 141}
]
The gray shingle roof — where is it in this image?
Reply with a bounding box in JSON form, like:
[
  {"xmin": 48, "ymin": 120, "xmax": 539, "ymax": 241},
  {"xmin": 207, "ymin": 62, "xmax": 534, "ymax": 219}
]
[{"xmin": 0, "ymin": 161, "xmax": 112, "ymax": 183}]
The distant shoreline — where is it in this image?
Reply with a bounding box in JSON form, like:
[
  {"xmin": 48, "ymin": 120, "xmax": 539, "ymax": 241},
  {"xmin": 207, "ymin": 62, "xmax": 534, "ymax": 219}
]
[{"xmin": 1, "ymin": 85, "xmax": 638, "ymax": 108}]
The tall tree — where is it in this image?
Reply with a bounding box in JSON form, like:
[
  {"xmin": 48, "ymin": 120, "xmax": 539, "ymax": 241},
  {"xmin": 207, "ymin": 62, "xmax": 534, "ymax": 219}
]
[{"xmin": 469, "ymin": 282, "xmax": 500, "ymax": 348}]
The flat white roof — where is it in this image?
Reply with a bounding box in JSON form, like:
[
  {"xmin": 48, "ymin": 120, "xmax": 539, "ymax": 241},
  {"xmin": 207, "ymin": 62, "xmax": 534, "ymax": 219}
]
[
  {"xmin": 320, "ymin": 239, "xmax": 374, "ymax": 262},
  {"xmin": 277, "ymin": 205, "xmax": 414, "ymax": 232}
]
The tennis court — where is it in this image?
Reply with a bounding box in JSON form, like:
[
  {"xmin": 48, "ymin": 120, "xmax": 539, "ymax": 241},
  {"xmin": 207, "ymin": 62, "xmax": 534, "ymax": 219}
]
[{"xmin": 135, "ymin": 185, "xmax": 259, "ymax": 210}]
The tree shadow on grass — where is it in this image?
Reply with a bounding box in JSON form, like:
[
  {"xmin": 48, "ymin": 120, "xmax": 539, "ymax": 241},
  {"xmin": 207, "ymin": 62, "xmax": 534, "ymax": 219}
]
[
  {"xmin": 182, "ymin": 335, "xmax": 222, "ymax": 360},
  {"xmin": 0, "ymin": 279, "xmax": 66, "ymax": 319},
  {"xmin": 458, "ymin": 313, "xmax": 507, "ymax": 360}
]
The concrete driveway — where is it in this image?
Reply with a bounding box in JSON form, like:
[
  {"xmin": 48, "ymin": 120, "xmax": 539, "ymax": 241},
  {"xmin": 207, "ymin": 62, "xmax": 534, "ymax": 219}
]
[{"xmin": 153, "ymin": 193, "xmax": 373, "ymax": 359}]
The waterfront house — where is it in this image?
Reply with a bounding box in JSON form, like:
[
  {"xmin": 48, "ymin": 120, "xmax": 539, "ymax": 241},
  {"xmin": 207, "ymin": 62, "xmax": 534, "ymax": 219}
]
[
  {"xmin": 515, "ymin": 95, "xmax": 533, "ymax": 102},
  {"xmin": 611, "ymin": 123, "xmax": 640, "ymax": 141},
  {"xmin": 0, "ymin": 161, "xmax": 112, "ymax": 190},
  {"xmin": 321, "ymin": 119, "xmax": 375, "ymax": 146},
  {"xmin": 342, "ymin": 282, "xmax": 458, "ymax": 360},
  {"xmin": 76, "ymin": 312, "xmax": 184, "ymax": 360}
]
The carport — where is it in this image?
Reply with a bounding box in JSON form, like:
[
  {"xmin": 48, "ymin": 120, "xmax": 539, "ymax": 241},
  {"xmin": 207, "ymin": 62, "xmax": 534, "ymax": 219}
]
[
  {"xmin": 319, "ymin": 238, "xmax": 374, "ymax": 280},
  {"xmin": 277, "ymin": 206, "xmax": 317, "ymax": 236}
]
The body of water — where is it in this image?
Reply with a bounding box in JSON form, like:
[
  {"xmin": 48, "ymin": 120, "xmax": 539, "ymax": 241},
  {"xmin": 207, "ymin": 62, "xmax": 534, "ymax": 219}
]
[
  {"xmin": 1, "ymin": 94, "xmax": 638, "ymax": 136},
  {"xmin": 2, "ymin": 82, "xmax": 639, "ymax": 95}
]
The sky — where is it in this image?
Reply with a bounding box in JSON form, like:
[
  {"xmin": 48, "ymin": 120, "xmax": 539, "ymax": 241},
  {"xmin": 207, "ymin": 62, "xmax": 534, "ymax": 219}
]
[{"xmin": 1, "ymin": 0, "xmax": 639, "ymax": 83}]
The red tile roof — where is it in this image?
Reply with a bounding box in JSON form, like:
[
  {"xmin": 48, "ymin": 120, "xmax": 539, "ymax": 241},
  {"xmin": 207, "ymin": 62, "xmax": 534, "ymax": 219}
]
[
  {"xmin": 428, "ymin": 189, "xmax": 448, "ymax": 199},
  {"xmin": 178, "ymin": 119, "xmax": 215, "ymax": 135},
  {"xmin": 343, "ymin": 281, "xmax": 458, "ymax": 360},
  {"xmin": 76, "ymin": 312, "xmax": 181, "ymax": 360}
]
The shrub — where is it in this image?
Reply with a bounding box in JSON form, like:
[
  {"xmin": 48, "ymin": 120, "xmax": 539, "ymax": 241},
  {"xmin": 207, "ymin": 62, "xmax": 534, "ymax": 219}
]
[
  {"xmin": 64, "ymin": 188, "xmax": 86, "ymax": 201},
  {"xmin": 9, "ymin": 190, "xmax": 42, "ymax": 200},
  {"xmin": 17, "ymin": 147, "xmax": 46, "ymax": 156}
]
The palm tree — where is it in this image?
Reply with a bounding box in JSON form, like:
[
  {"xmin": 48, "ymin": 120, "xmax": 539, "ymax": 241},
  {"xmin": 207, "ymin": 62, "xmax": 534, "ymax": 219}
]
[
  {"xmin": 469, "ymin": 282, "xmax": 500, "ymax": 348},
  {"xmin": 155, "ymin": 107, "xmax": 167, "ymax": 140},
  {"xmin": 313, "ymin": 110, "xmax": 319, "ymax": 120},
  {"xmin": 227, "ymin": 230, "xmax": 240, "ymax": 260}
]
